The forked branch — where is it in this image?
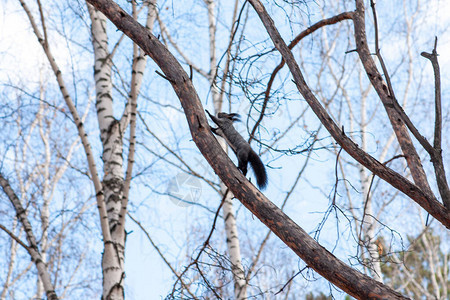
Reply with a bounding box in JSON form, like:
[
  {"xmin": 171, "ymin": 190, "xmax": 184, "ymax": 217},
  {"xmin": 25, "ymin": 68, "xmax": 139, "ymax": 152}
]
[
  {"xmin": 370, "ymin": 1, "xmax": 450, "ymax": 209},
  {"xmin": 421, "ymin": 38, "xmax": 450, "ymax": 208},
  {"xmin": 245, "ymin": 0, "xmax": 449, "ymax": 228},
  {"xmin": 250, "ymin": 11, "xmax": 354, "ymax": 143}
]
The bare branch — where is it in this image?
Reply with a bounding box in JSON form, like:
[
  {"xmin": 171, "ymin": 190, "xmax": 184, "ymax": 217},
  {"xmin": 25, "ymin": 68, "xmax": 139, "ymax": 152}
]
[
  {"xmin": 156, "ymin": 15, "xmax": 208, "ymax": 78},
  {"xmin": 118, "ymin": 0, "xmax": 158, "ymax": 234},
  {"xmin": 421, "ymin": 38, "xmax": 450, "ymax": 208},
  {"xmin": 244, "ymin": 0, "xmax": 450, "ymax": 228},
  {"xmin": 354, "ymin": 0, "xmax": 433, "ymax": 197},
  {"xmin": 0, "ymin": 224, "xmax": 30, "ymax": 253},
  {"xmin": 19, "ymin": 0, "xmax": 111, "ymax": 243},
  {"xmin": 0, "ymin": 174, "xmax": 58, "ymax": 300},
  {"xmin": 170, "ymin": 189, "xmax": 228, "ymax": 298},
  {"xmin": 128, "ymin": 213, "xmax": 198, "ymax": 299},
  {"xmin": 249, "ymin": 11, "xmax": 354, "ymax": 143}
]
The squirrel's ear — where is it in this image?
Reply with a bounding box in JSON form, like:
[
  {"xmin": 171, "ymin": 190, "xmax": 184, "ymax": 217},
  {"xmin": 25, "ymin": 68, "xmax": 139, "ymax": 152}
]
[{"xmin": 228, "ymin": 113, "xmax": 241, "ymax": 122}]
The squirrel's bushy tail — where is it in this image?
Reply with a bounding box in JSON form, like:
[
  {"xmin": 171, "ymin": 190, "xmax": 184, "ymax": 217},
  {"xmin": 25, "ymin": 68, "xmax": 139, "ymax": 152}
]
[{"xmin": 248, "ymin": 150, "xmax": 268, "ymax": 189}]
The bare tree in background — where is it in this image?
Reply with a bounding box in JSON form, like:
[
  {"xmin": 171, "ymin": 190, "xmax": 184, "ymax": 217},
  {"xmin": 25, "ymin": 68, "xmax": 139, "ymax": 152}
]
[
  {"xmin": 1, "ymin": 71, "xmax": 95, "ymax": 299},
  {"xmin": 1, "ymin": 0, "xmax": 156, "ymax": 299}
]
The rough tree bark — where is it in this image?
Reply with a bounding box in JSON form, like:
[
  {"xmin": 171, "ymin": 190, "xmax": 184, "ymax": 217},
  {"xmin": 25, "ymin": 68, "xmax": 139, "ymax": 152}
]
[{"xmin": 354, "ymin": 1, "xmax": 432, "ymax": 196}]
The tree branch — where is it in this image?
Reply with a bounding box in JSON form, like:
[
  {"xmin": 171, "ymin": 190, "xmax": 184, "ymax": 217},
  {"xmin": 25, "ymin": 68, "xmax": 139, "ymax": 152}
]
[
  {"xmin": 371, "ymin": 1, "xmax": 449, "ymax": 209},
  {"xmin": 421, "ymin": 38, "xmax": 450, "ymax": 208},
  {"xmin": 250, "ymin": 11, "xmax": 354, "ymax": 143},
  {"xmin": 0, "ymin": 224, "xmax": 30, "ymax": 253},
  {"xmin": 0, "ymin": 173, "xmax": 58, "ymax": 300},
  {"xmin": 354, "ymin": 0, "xmax": 433, "ymax": 197},
  {"xmin": 245, "ymin": 0, "xmax": 450, "ymax": 228},
  {"xmin": 128, "ymin": 213, "xmax": 198, "ymax": 299},
  {"xmin": 19, "ymin": 0, "xmax": 111, "ymax": 243}
]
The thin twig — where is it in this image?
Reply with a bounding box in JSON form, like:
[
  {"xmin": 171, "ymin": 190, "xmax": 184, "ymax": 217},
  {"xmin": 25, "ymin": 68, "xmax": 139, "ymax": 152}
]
[
  {"xmin": 332, "ymin": 147, "xmax": 344, "ymax": 205},
  {"xmin": 249, "ymin": 11, "xmax": 354, "ymax": 143},
  {"xmin": 155, "ymin": 70, "xmax": 175, "ymax": 83},
  {"xmin": 170, "ymin": 189, "xmax": 228, "ymax": 298},
  {"xmin": 370, "ymin": 2, "xmax": 415, "ymax": 137},
  {"xmin": 246, "ymin": 130, "xmax": 319, "ymax": 280},
  {"xmin": 370, "ymin": 0, "xmax": 395, "ymax": 99},
  {"xmin": 127, "ymin": 213, "xmax": 197, "ymax": 299},
  {"xmin": 274, "ymin": 267, "xmax": 307, "ymax": 295},
  {"xmin": 0, "ymin": 224, "xmax": 30, "ymax": 253},
  {"xmin": 358, "ymin": 154, "xmax": 405, "ymax": 248}
]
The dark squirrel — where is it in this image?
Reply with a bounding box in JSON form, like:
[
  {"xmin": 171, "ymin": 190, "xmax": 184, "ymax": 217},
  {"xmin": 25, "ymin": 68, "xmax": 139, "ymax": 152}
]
[{"xmin": 206, "ymin": 110, "xmax": 268, "ymax": 190}]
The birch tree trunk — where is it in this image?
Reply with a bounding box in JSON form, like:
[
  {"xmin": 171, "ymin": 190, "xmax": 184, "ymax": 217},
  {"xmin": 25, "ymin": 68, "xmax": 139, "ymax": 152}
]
[
  {"xmin": 0, "ymin": 219, "xmax": 20, "ymax": 299},
  {"xmin": 205, "ymin": 0, "xmax": 248, "ymax": 297},
  {"xmin": 87, "ymin": 2, "xmax": 156, "ymax": 298},
  {"xmin": 71, "ymin": 0, "xmax": 450, "ymax": 297},
  {"xmin": 7, "ymin": 0, "xmax": 157, "ymax": 298},
  {"xmin": 36, "ymin": 82, "xmax": 50, "ymax": 299},
  {"xmin": 221, "ymin": 189, "xmax": 248, "ymax": 298},
  {"xmin": 87, "ymin": 7, "xmax": 125, "ymax": 299},
  {"xmin": 359, "ymin": 124, "xmax": 383, "ymax": 282}
]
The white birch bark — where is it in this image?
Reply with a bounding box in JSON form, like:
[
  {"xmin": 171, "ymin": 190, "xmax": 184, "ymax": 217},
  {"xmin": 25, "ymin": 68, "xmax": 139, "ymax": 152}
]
[
  {"xmin": 87, "ymin": 6, "xmax": 126, "ymax": 299},
  {"xmin": 118, "ymin": 0, "xmax": 157, "ymax": 230},
  {"xmin": 87, "ymin": 2, "xmax": 156, "ymax": 298},
  {"xmin": 19, "ymin": 0, "xmax": 110, "ymax": 242},
  {"xmin": 221, "ymin": 184, "xmax": 248, "ymax": 299},
  {"xmin": 37, "ymin": 90, "xmax": 50, "ymax": 299},
  {"xmin": 204, "ymin": 0, "xmax": 248, "ymax": 298},
  {"xmin": 17, "ymin": 1, "xmax": 152, "ymax": 298},
  {"xmin": 89, "ymin": 9, "xmax": 122, "ymax": 300},
  {"xmin": 88, "ymin": 5, "xmax": 122, "ymax": 231},
  {"xmin": 358, "ymin": 94, "xmax": 383, "ymax": 283}
]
